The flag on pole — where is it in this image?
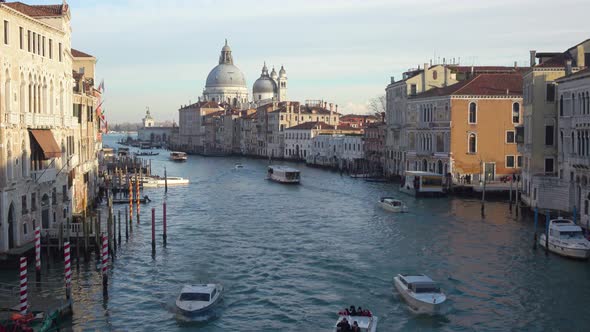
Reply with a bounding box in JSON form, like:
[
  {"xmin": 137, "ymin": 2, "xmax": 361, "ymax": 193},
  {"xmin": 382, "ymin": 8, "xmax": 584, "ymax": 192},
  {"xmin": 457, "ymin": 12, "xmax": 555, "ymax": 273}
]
[{"xmin": 98, "ymin": 79, "xmax": 105, "ymax": 93}]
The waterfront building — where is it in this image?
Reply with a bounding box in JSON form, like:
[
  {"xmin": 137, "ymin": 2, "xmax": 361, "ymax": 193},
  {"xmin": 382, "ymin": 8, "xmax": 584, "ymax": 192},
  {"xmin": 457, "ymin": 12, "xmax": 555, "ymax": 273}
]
[
  {"xmin": 364, "ymin": 121, "xmax": 386, "ymax": 174},
  {"xmin": 519, "ymin": 40, "xmax": 589, "ymax": 212},
  {"xmin": 0, "ymin": 2, "xmax": 100, "ymax": 254},
  {"xmin": 556, "ymin": 67, "xmax": 590, "ymax": 225},
  {"xmin": 307, "ymin": 132, "xmax": 364, "ymax": 170},
  {"xmin": 339, "ymin": 114, "xmax": 379, "ymax": 129},
  {"xmin": 176, "ymin": 101, "xmax": 222, "ymax": 153},
  {"xmin": 406, "ymin": 73, "xmax": 523, "ymax": 182},
  {"xmin": 284, "ymin": 122, "xmax": 360, "ymax": 161},
  {"xmin": 137, "ymin": 108, "xmax": 175, "ymax": 147}
]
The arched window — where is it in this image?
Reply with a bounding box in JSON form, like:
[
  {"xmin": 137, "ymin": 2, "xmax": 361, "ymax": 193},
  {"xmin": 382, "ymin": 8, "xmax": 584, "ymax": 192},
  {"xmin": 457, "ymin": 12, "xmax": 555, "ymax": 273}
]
[
  {"xmin": 559, "ymin": 95, "xmax": 564, "ymax": 116},
  {"xmin": 572, "ymin": 93, "xmax": 576, "ymax": 115},
  {"xmin": 468, "ymin": 102, "xmax": 477, "ymax": 124},
  {"xmin": 468, "ymin": 133, "xmax": 477, "ymax": 153},
  {"xmin": 432, "ymin": 71, "xmax": 438, "ymax": 80},
  {"xmin": 512, "ymin": 102, "xmax": 520, "ymax": 123}
]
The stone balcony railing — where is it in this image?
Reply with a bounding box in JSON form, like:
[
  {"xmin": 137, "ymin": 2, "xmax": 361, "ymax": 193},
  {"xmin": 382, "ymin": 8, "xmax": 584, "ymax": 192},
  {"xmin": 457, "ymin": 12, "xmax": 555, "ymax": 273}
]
[{"xmin": 31, "ymin": 167, "xmax": 57, "ymax": 184}]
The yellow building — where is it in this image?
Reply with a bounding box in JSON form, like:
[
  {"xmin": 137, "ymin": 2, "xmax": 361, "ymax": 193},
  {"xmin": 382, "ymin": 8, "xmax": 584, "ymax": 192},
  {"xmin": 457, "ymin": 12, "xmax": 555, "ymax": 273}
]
[{"xmin": 407, "ymin": 73, "xmax": 523, "ymax": 182}]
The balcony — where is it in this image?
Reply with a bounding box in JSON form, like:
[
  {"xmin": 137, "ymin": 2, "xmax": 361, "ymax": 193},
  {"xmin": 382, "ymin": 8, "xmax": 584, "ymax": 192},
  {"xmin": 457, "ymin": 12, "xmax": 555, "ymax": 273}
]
[
  {"xmin": 34, "ymin": 114, "xmax": 56, "ymax": 128},
  {"xmin": 24, "ymin": 113, "xmax": 33, "ymax": 127},
  {"xmin": 31, "ymin": 167, "xmax": 57, "ymax": 183}
]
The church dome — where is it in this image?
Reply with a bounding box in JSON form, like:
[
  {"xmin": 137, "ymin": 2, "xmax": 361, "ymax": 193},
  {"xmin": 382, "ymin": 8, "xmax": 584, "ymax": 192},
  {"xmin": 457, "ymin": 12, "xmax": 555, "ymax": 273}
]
[
  {"xmin": 253, "ymin": 76, "xmax": 277, "ymax": 94},
  {"xmin": 205, "ymin": 64, "xmax": 247, "ymax": 88}
]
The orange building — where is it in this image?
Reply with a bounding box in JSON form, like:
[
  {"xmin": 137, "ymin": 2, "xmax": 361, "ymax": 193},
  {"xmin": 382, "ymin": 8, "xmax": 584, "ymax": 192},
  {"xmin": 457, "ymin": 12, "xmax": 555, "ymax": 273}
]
[{"xmin": 406, "ymin": 73, "xmax": 523, "ymax": 182}]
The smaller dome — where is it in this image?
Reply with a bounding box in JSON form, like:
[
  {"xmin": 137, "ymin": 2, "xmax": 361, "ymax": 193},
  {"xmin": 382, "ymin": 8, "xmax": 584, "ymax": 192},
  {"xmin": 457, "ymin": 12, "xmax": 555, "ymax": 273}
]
[
  {"xmin": 279, "ymin": 65, "xmax": 287, "ymax": 78},
  {"xmin": 253, "ymin": 76, "xmax": 277, "ymax": 94},
  {"xmin": 270, "ymin": 67, "xmax": 278, "ymax": 80},
  {"xmin": 222, "ymin": 39, "xmax": 231, "ymax": 52}
]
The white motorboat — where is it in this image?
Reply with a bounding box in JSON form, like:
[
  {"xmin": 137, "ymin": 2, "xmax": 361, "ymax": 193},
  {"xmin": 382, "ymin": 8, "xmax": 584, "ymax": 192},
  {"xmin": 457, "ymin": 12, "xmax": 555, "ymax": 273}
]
[
  {"xmin": 378, "ymin": 197, "xmax": 407, "ymax": 213},
  {"xmin": 142, "ymin": 176, "xmax": 189, "ymax": 188},
  {"xmin": 175, "ymin": 284, "xmax": 223, "ymax": 315},
  {"xmin": 539, "ymin": 218, "xmax": 590, "ymax": 259},
  {"xmin": 393, "ymin": 274, "xmax": 447, "ymax": 314},
  {"xmin": 334, "ymin": 312, "xmax": 378, "ymax": 332},
  {"xmin": 234, "ymin": 163, "xmax": 244, "ymax": 169},
  {"xmin": 267, "ymin": 165, "xmax": 300, "ymax": 184},
  {"xmin": 170, "ymin": 151, "xmax": 188, "ymax": 161}
]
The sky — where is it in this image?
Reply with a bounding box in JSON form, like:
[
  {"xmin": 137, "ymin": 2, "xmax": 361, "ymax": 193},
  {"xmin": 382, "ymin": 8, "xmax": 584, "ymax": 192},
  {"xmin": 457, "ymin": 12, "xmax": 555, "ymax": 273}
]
[{"xmin": 25, "ymin": 0, "xmax": 590, "ymax": 123}]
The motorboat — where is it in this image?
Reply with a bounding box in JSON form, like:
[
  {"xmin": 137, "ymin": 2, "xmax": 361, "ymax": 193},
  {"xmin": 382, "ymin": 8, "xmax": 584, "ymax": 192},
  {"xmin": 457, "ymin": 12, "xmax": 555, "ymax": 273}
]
[
  {"xmin": 539, "ymin": 218, "xmax": 590, "ymax": 259},
  {"xmin": 176, "ymin": 284, "xmax": 223, "ymax": 315},
  {"xmin": 400, "ymin": 171, "xmax": 445, "ymax": 197},
  {"xmin": 135, "ymin": 151, "xmax": 159, "ymax": 156},
  {"xmin": 334, "ymin": 308, "xmax": 378, "ymax": 332},
  {"xmin": 350, "ymin": 173, "xmax": 370, "ymax": 179},
  {"xmin": 142, "ymin": 176, "xmax": 189, "ymax": 188},
  {"xmin": 378, "ymin": 197, "xmax": 407, "ymax": 213},
  {"xmin": 234, "ymin": 163, "xmax": 244, "ymax": 169},
  {"xmin": 393, "ymin": 274, "xmax": 447, "ymax": 314},
  {"xmin": 267, "ymin": 165, "xmax": 300, "ymax": 184},
  {"xmin": 112, "ymin": 195, "xmax": 151, "ymax": 204},
  {"xmin": 170, "ymin": 151, "xmax": 188, "ymax": 162}
]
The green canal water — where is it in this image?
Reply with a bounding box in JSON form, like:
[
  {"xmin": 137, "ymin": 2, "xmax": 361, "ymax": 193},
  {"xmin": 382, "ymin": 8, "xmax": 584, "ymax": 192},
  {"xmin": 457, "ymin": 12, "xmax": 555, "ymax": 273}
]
[{"xmin": 2, "ymin": 134, "xmax": 590, "ymax": 331}]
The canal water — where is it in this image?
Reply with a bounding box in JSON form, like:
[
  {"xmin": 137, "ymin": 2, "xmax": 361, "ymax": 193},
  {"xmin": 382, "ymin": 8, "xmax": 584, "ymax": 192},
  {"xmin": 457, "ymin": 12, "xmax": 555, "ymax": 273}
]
[{"xmin": 2, "ymin": 133, "xmax": 590, "ymax": 331}]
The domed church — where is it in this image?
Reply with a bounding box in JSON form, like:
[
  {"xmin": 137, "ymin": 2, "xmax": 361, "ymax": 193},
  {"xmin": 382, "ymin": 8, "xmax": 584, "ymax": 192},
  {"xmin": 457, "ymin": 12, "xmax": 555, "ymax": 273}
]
[{"xmin": 202, "ymin": 40, "xmax": 287, "ymax": 108}]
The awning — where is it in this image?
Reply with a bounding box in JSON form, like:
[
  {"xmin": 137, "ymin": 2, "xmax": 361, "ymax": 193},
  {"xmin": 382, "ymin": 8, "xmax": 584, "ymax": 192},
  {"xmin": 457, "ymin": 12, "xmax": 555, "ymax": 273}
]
[{"xmin": 29, "ymin": 129, "xmax": 62, "ymax": 159}]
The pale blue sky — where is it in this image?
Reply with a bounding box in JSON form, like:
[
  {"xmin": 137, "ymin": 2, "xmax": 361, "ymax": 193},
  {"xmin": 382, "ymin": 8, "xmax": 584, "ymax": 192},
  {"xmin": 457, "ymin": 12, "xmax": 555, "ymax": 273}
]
[{"xmin": 26, "ymin": 0, "xmax": 590, "ymax": 123}]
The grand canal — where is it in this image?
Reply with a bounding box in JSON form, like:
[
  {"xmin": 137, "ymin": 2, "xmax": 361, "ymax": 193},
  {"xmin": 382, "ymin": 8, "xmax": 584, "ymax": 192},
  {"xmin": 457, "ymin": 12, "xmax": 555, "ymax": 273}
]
[{"xmin": 2, "ymin": 134, "xmax": 590, "ymax": 331}]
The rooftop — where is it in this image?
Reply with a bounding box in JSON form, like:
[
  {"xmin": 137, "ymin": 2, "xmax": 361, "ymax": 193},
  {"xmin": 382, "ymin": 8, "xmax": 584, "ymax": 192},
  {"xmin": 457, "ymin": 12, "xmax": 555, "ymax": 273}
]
[
  {"xmin": 411, "ymin": 73, "xmax": 523, "ymax": 99},
  {"xmin": 3, "ymin": 1, "xmax": 67, "ymax": 17},
  {"xmin": 71, "ymin": 48, "xmax": 94, "ymax": 58}
]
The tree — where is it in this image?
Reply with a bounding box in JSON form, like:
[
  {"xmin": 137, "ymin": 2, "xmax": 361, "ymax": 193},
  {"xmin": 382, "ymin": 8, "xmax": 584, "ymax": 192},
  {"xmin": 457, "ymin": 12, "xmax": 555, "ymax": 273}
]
[{"xmin": 368, "ymin": 95, "xmax": 386, "ymax": 121}]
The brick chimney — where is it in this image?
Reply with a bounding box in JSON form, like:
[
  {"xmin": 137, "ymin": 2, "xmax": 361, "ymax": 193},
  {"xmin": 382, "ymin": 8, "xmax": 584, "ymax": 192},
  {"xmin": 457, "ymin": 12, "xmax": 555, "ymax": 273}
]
[
  {"xmin": 566, "ymin": 59, "xmax": 573, "ymax": 76},
  {"xmin": 422, "ymin": 63, "xmax": 428, "ymax": 93}
]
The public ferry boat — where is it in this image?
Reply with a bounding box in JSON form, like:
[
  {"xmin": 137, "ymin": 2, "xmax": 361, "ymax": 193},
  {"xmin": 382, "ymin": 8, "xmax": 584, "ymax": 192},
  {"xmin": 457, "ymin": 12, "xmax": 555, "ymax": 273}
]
[
  {"xmin": 267, "ymin": 165, "xmax": 300, "ymax": 184},
  {"xmin": 400, "ymin": 171, "xmax": 444, "ymax": 197},
  {"xmin": 378, "ymin": 197, "xmax": 407, "ymax": 213},
  {"xmin": 393, "ymin": 274, "xmax": 447, "ymax": 314},
  {"xmin": 334, "ymin": 307, "xmax": 378, "ymax": 332},
  {"xmin": 539, "ymin": 218, "xmax": 590, "ymax": 259},
  {"xmin": 170, "ymin": 151, "xmax": 188, "ymax": 162},
  {"xmin": 175, "ymin": 284, "xmax": 223, "ymax": 315}
]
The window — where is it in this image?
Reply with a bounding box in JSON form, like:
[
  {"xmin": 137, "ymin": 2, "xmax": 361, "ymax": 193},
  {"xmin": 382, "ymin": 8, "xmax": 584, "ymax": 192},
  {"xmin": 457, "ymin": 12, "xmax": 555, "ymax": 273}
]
[
  {"xmin": 27, "ymin": 30, "xmax": 31, "ymax": 51},
  {"xmin": 21, "ymin": 195, "xmax": 27, "ymax": 214},
  {"xmin": 468, "ymin": 102, "xmax": 477, "ymax": 124},
  {"xmin": 512, "ymin": 103, "xmax": 520, "ymax": 123},
  {"xmin": 545, "ymin": 125, "xmax": 554, "ymax": 146},
  {"xmin": 468, "ymin": 133, "xmax": 477, "ymax": 153},
  {"xmin": 545, "ymin": 158, "xmax": 554, "ymax": 173},
  {"xmin": 559, "ymin": 95, "xmax": 564, "ymax": 116},
  {"xmin": 410, "ymin": 84, "xmax": 417, "ymax": 96},
  {"xmin": 48, "ymin": 39, "xmax": 53, "ymax": 59},
  {"xmin": 32, "ymin": 32, "xmax": 36, "ymax": 53},
  {"xmin": 517, "ymin": 155, "xmax": 523, "ymax": 168},
  {"xmin": 31, "ymin": 193, "xmax": 36, "ymax": 212},
  {"xmin": 59, "ymin": 43, "xmax": 62, "ymax": 62},
  {"xmin": 506, "ymin": 155, "xmax": 515, "ymax": 168},
  {"xmin": 19, "ymin": 27, "xmax": 23, "ymax": 49},
  {"xmin": 546, "ymin": 83, "xmax": 556, "ymax": 102},
  {"xmin": 3, "ymin": 20, "xmax": 8, "ymax": 45},
  {"xmin": 432, "ymin": 70, "xmax": 438, "ymax": 80},
  {"xmin": 42, "ymin": 36, "xmax": 45, "ymax": 56},
  {"xmin": 506, "ymin": 131, "xmax": 515, "ymax": 143}
]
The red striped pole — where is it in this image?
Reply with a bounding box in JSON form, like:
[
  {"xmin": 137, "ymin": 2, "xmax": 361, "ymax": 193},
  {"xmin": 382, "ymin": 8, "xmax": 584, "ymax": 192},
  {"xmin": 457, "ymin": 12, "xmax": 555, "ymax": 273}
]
[
  {"xmin": 136, "ymin": 171, "xmax": 140, "ymax": 224},
  {"xmin": 64, "ymin": 242, "xmax": 72, "ymax": 300},
  {"xmin": 19, "ymin": 256, "xmax": 28, "ymax": 315},
  {"xmin": 101, "ymin": 233, "xmax": 109, "ymax": 295},
  {"xmin": 35, "ymin": 227, "xmax": 41, "ymax": 281}
]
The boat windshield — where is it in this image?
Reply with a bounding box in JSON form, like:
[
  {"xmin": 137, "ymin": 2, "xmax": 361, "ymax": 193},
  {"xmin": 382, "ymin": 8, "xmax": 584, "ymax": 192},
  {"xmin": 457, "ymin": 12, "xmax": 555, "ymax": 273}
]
[
  {"xmin": 179, "ymin": 292, "xmax": 210, "ymax": 301},
  {"xmin": 412, "ymin": 283, "xmax": 440, "ymax": 293},
  {"xmin": 285, "ymin": 172, "xmax": 300, "ymax": 180},
  {"xmin": 560, "ymin": 231, "xmax": 585, "ymax": 239}
]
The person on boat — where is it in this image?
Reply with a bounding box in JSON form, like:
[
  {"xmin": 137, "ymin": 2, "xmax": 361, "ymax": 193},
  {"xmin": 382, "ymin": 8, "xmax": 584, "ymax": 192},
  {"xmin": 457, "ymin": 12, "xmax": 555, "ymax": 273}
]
[
  {"xmin": 351, "ymin": 321, "xmax": 361, "ymax": 332},
  {"xmin": 337, "ymin": 318, "xmax": 351, "ymax": 332},
  {"xmin": 338, "ymin": 308, "xmax": 350, "ymax": 316},
  {"xmin": 349, "ymin": 305, "xmax": 357, "ymax": 316},
  {"xmin": 356, "ymin": 306, "xmax": 363, "ymax": 315}
]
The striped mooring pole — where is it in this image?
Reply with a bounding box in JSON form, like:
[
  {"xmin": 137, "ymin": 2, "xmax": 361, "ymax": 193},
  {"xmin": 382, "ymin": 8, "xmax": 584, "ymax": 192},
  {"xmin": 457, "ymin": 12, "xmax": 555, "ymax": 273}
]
[
  {"xmin": 64, "ymin": 241, "xmax": 72, "ymax": 300},
  {"xmin": 19, "ymin": 257, "xmax": 28, "ymax": 315},
  {"xmin": 136, "ymin": 171, "xmax": 140, "ymax": 224},
  {"xmin": 101, "ymin": 233, "xmax": 109, "ymax": 295},
  {"xmin": 128, "ymin": 174, "xmax": 133, "ymax": 223},
  {"xmin": 35, "ymin": 227, "xmax": 41, "ymax": 281}
]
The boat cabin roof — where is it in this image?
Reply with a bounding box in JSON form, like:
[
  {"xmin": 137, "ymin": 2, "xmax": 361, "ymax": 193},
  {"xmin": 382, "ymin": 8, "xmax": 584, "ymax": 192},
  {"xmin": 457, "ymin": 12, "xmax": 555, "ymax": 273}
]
[
  {"xmin": 268, "ymin": 165, "xmax": 299, "ymax": 173},
  {"xmin": 553, "ymin": 225, "xmax": 583, "ymax": 232},
  {"xmin": 551, "ymin": 218, "xmax": 574, "ymax": 224},
  {"xmin": 180, "ymin": 284, "xmax": 216, "ymax": 295},
  {"xmin": 171, "ymin": 151, "xmax": 186, "ymax": 155},
  {"xmin": 404, "ymin": 171, "xmax": 442, "ymax": 177},
  {"xmin": 399, "ymin": 274, "xmax": 435, "ymax": 284}
]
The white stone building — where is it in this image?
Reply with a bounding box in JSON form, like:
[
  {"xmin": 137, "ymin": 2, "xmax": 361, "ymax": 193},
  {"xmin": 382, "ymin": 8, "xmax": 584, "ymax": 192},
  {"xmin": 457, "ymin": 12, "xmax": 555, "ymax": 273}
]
[
  {"xmin": 307, "ymin": 134, "xmax": 364, "ymax": 170},
  {"xmin": 0, "ymin": 2, "xmax": 82, "ymax": 254},
  {"xmin": 556, "ymin": 67, "xmax": 590, "ymax": 225}
]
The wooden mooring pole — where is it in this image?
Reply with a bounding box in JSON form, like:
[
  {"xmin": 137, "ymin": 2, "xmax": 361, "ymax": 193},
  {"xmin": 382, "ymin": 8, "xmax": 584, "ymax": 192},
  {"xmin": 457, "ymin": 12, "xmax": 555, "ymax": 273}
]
[
  {"xmin": 163, "ymin": 201, "xmax": 167, "ymax": 247},
  {"xmin": 151, "ymin": 208, "xmax": 156, "ymax": 256},
  {"xmin": 118, "ymin": 210, "xmax": 122, "ymax": 245},
  {"xmin": 101, "ymin": 234, "xmax": 108, "ymax": 297},
  {"xmin": 533, "ymin": 207, "xmax": 538, "ymax": 250},
  {"xmin": 35, "ymin": 227, "xmax": 41, "ymax": 282}
]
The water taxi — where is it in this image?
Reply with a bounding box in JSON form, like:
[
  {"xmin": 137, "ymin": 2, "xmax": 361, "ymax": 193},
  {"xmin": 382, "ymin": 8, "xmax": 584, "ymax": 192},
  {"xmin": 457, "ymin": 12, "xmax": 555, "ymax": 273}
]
[
  {"xmin": 142, "ymin": 176, "xmax": 189, "ymax": 188},
  {"xmin": 393, "ymin": 274, "xmax": 447, "ymax": 314},
  {"xmin": 235, "ymin": 163, "xmax": 244, "ymax": 169},
  {"xmin": 378, "ymin": 197, "xmax": 407, "ymax": 213},
  {"xmin": 267, "ymin": 165, "xmax": 300, "ymax": 184},
  {"xmin": 539, "ymin": 218, "xmax": 590, "ymax": 259},
  {"xmin": 170, "ymin": 151, "xmax": 188, "ymax": 162},
  {"xmin": 400, "ymin": 171, "xmax": 444, "ymax": 197},
  {"xmin": 176, "ymin": 284, "xmax": 223, "ymax": 315}
]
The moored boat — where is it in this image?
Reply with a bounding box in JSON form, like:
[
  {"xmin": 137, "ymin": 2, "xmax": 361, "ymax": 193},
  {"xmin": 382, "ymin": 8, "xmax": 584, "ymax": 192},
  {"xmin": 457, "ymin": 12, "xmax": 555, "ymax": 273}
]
[
  {"xmin": 112, "ymin": 195, "xmax": 151, "ymax": 204},
  {"xmin": 539, "ymin": 218, "xmax": 590, "ymax": 259},
  {"xmin": 135, "ymin": 151, "xmax": 159, "ymax": 156},
  {"xmin": 267, "ymin": 165, "xmax": 300, "ymax": 184},
  {"xmin": 393, "ymin": 274, "xmax": 447, "ymax": 314},
  {"xmin": 378, "ymin": 197, "xmax": 407, "ymax": 213},
  {"xmin": 170, "ymin": 151, "xmax": 188, "ymax": 161},
  {"xmin": 175, "ymin": 284, "xmax": 223, "ymax": 315},
  {"xmin": 142, "ymin": 176, "xmax": 189, "ymax": 188}
]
